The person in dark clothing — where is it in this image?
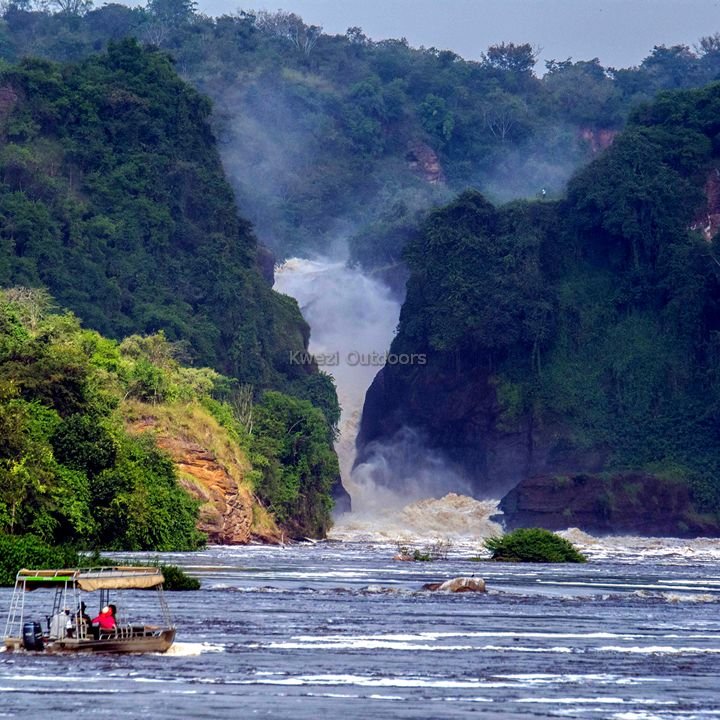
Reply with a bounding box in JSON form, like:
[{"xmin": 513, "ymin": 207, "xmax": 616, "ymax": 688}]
[{"xmin": 76, "ymin": 602, "xmax": 92, "ymax": 637}]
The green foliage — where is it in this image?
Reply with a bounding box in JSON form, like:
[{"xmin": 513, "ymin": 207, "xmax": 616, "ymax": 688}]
[
  {"xmin": 0, "ymin": 538, "xmax": 200, "ymax": 589},
  {"xmin": 400, "ymin": 192, "xmax": 553, "ymax": 357},
  {"xmin": 0, "ymin": 40, "xmax": 314, "ymax": 395},
  {"xmin": 94, "ymin": 434, "xmax": 204, "ymax": 551},
  {"xmin": 0, "ymin": 290, "xmax": 339, "ymax": 550},
  {"xmin": 385, "ymin": 82, "xmax": 720, "ymax": 515},
  {"xmin": 50, "ymin": 414, "xmax": 118, "ymax": 477},
  {"xmin": 0, "ymin": 533, "xmax": 79, "ymax": 586},
  {"xmin": 158, "ymin": 563, "xmax": 200, "ymax": 590},
  {"xmin": 0, "ymin": 34, "xmax": 346, "ymax": 545},
  {"xmin": 3, "ymin": 8, "xmax": 720, "ymax": 267},
  {"xmin": 252, "ymin": 390, "xmax": 339, "ymax": 538},
  {"xmin": 484, "ymin": 529, "xmax": 587, "ymax": 563},
  {"xmin": 0, "ymin": 291, "xmax": 206, "ymax": 551}
]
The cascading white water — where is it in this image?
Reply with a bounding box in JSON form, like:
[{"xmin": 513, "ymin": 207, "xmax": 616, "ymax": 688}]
[
  {"xmin": 274, "ymin": 257, "xmax": 401, "ymax": 497},
  {"xmin": 274, "ymin": 257, "xmax": 505, "ymax": 542}
]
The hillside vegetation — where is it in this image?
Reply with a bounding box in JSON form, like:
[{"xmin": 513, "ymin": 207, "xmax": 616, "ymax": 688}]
[
  {"xmin": 2, "ymin": 5, "xmax": 720, "ymax": 266},
  {"xmin": 0, "ymin": 39, "xmax": 344, "ymax": 544},
  {"xmin": 0, "ymin": 290, "xmax": 339, "ymax": 550},
  {"xmin": 359, "ymin": 81, "xmax": 720, "ymax": 528},
  {"xmin": 0, "ymin": 38, "xmax": 337, "ymax": 414}
]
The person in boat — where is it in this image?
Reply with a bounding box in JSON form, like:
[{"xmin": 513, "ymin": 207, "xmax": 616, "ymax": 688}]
[
  {"xmin": 49, "ymin": 608, "xmax": 71, "ymax": 639},
  {"xmin": 77, "ymin": 601, "xmax": 91, "ymax": 625},
  {"xmin": 75, "ymin": 602, "xmax": 91, "ymax": 635},
  {"xmin": 92, "ymin": 605, "xmax": 116, "ymax": 631}
]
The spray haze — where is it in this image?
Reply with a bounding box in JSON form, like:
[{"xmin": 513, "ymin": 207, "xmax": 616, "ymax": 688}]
[
  {"xmin": 274, "ymin": 257, "xmax": 401, "ymax": 489},
  {"xmin": 274, "ymin": 257, "xmax": 499, "ymax": 543}
]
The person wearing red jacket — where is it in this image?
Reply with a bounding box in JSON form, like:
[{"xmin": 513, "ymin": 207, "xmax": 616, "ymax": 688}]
[{"xmin": 92, "ymin": 606, "xmax": 116, "ymax": 631}]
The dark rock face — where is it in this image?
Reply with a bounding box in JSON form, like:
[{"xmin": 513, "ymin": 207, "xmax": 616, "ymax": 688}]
[
  {"xmin": 500, "ymin": 473, "xmax": 720, "ymax": 538},
  {"xmin": 357, "ymin": 361, "xmax": 720, "ymax": 537},
  {"xmin": 356, "ymin": 357, "xmax": 606, "ymax": 499},
  {"xmin": 331, "ymin": 477, "xmax": 352, "ymax": 515},
  {"xmin": 255, "ymin": 244, "xmax": 276, "ymax": 286}
]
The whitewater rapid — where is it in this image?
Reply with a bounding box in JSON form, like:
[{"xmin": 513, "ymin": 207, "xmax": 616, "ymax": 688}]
[{"xmin": 9, "ymin": 540, "xmax": 718, "ymax": 719}]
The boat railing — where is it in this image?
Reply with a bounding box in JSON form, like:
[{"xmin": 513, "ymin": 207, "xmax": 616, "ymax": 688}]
[{"xmin": 95, "ymin": 624, "xmax": 166, "ymax": 641}]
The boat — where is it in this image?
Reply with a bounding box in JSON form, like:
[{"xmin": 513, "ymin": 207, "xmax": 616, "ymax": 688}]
[{"xmin": 3, "ymin": 566, "xmax": 176, "ymax": 653}]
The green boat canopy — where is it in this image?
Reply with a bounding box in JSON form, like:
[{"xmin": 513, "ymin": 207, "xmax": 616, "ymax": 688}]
[{"xmin": 17, "ymin": 567, "xmax": 165, "ymax": 591}]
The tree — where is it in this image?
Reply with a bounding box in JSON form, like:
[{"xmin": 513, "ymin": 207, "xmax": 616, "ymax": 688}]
[
  {"xmin": 345, "ymin": 26, "xmax": 368, "ymax": 46},
  {"xmin": 145, "ymin": 0, "xmax": 196, "ymax": 28},
  {"xmin": 480, "ymin": 89, "xmax": 529, "ymax": 143},
  {"xmin": 255, "ymin": 10, "xmax": 322, "ymax": 56},
  {"xmin": 543, "ymin": 58, "xmax": 621, "ymax": 126},
  {"xmin": 419, "ymin": 93, "xmax": 454, "ymax": 143},
  {"xmin": 48, "ymin": 0, "xmax": 93, "ymax": 15},
  {"xmin": 640, "ymin": 45, "xmax": 700, "ymax": 90},
  {"xmin": 696, "ymin": 33, "xmax": 720, "ymax": 56},
  {"xmin": 483, "ymin": 42, "xmax": 537, "ymax": 74},
  {"xmin": 2, "ymin": 287, "xmax": 55, "ymax": 334}
]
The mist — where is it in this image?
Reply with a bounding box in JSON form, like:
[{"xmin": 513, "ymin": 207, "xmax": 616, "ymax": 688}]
[
  {"xmin": 273, "ymin": 257, "xmax": 401, "ymax": 490},
  {"xmin": 350, "ymin": 426, "xmax": 475, "ymax": 513},
  {"xmin": 476, "ymin": 129, "xmax": 589, "ymax": 204}
]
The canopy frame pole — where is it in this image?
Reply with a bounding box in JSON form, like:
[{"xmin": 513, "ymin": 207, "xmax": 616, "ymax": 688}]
[{"xmin": 157, "ymin": 586, "xmax": 173, "ymax": 628}]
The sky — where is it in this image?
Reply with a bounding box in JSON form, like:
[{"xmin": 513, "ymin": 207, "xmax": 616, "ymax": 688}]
[{"xmin": 184, "ymin": 0, "xmax": 720, "ymax": 70}]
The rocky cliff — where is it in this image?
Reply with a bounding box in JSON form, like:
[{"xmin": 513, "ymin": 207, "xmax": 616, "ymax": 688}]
[
  {"xmin": 356, "ymin": 83, "xmax": 720, "ymax": 535},
  {"xmin": 499, "ymin": 473, "xmax": 720, "ymax": 537},
  {"xmin": 127, "ymin": 402, "xmax": 282, "ymax": 545},
  {"xmin": 358, "ymin": 360, "xmax": 607, "ymax": 499}
]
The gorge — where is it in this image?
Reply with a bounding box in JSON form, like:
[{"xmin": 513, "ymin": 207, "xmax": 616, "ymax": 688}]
[{"xmin": 2, "ymin": 6, "xmax": 720, "ymax": 546}]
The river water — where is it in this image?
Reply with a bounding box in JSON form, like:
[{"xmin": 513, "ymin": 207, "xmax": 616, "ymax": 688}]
[
  {"xmin": 3, "ymin": 263, "xmax": 719, "ymax": 717},
  {"xmin": 2, "ymin": 519, "xmax": 720, "ymax": 719}
]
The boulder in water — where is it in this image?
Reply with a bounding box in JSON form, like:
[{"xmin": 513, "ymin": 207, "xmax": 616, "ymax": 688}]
[
  {"xmin": 422, "ymin": 577, "xmax": 486, "ymax": 593},
  {"xmin": 394, "ymin": 553, "xmax": 414, "ymax": 561}
]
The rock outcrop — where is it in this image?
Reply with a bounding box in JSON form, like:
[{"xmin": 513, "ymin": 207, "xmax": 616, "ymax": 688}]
[
  {"xmin": 579, "ymin": 127, "xmax": 617, "ymax": 154},
  {"xmin": 423, "ymin": 577, "xmax": 487, "ymax": 593},
  {"xmin": 128, "ymin": 409, "xmax": 281, "ymax": 545},
  {"xmin": 499, "ymin": 473, "xmax": 720, "ymax": 538},
  {"xmin": 406, "ymin": 140, "xmax": 445, "ymax": 184},
  {"xmin": 690, "ymin": 167, "xmax": 720, "ymax": 241},
  {"xmin": 156, "ymin": 434, "xmax": 255, "ymax": 545},
  {"xmin": 357, "ymin": 361, "xmax": 606, "ymax": 499},
  {"xmin": 255, "ymin": 244, "xmax": 276, "ymax": 286}
]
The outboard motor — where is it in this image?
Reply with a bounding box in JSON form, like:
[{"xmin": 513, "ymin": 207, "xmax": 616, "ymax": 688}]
[{"xmin": 22, "ymin": 621, "xmax": 44, "ymax": 651}]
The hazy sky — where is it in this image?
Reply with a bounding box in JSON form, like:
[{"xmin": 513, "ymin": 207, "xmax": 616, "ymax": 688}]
[{"xmin": 187, "ymin": 0, "xmax": 720, "ymax": 70}]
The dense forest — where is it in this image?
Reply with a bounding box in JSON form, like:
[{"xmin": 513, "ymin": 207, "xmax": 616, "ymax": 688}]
[
  {"xmin": 0, "ymin": 38, "xmax": 343, "ymax": 553},
  {"xmin": 0, "ymin": 289, "xmax": 339, "ymax": 552},
  {"xmin": 2, "ymin": 2, "xmax": 720, "ymax": 541},
  {"xmin": 2, "ymin": 3, "xmax": 720, "ymax": 269},
  {"xmin": 358, "ymin": 80, "xmax": 720, "ymax": 532},
  {"xmin": 0, "ymin": 38, "xmax": 336, "ymax": 406}
]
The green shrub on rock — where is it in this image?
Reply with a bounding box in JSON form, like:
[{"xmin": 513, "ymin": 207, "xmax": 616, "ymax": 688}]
[
  {"xmin": 484, "ymin": 528, "xmax": 587, "ymax": 563},
  {"xmin": 158, "ymin": 564, "xmax": 201, "ymax": 591}
]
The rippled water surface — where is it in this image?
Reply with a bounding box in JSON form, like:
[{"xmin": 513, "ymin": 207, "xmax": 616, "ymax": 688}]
[{"xmin": 2, "ymin": 539, "xmax": 720, "ymax": 719}]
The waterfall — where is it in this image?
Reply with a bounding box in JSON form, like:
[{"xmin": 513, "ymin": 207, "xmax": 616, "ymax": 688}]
[
  {"xmin": 274, "ymin": 257, "xmax": 507, "ymax": 542},
  {"xmin": 274, "ymin": 257, "xmax": 401, "ymax": 502}
]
